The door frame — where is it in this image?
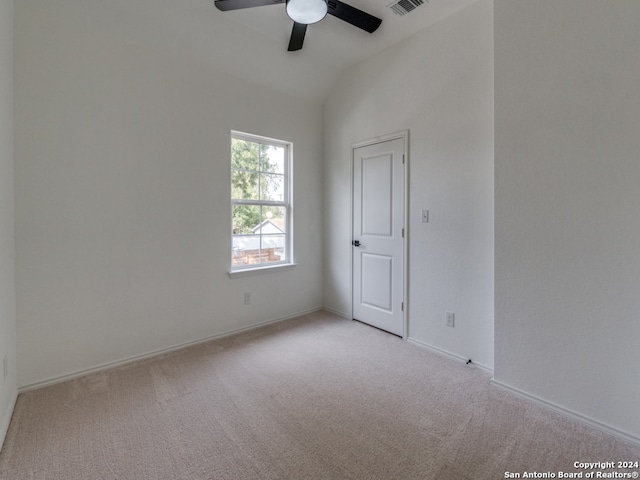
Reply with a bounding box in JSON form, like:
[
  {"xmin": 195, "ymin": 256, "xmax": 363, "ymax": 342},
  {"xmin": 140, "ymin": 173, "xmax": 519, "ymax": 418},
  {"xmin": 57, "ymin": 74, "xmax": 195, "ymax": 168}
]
[{"xmin": 350, "ymin": 130, "xmax": 410, "ymax": 339}]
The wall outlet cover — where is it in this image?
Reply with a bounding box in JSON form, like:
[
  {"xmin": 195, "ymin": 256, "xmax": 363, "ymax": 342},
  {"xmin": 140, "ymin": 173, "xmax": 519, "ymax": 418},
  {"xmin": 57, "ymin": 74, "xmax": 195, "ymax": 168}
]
[{"xmin": 446, "ymin": 312, "xmax": 455, "ymax": 328}]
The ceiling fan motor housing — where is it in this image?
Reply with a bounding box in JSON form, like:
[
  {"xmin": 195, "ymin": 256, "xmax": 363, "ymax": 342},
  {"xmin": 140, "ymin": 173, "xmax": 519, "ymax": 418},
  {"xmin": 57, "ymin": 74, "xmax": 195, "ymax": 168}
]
[{"xmin": 286, "ymin": 0, "xmax": 328, "ymax": 24}]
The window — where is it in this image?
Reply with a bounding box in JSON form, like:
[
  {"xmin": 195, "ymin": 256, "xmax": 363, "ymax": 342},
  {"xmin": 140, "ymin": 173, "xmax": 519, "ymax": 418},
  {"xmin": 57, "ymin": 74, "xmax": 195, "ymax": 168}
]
[{"xmin": 231, "ymin": 131, "xmax": 292, "ymax": 271}]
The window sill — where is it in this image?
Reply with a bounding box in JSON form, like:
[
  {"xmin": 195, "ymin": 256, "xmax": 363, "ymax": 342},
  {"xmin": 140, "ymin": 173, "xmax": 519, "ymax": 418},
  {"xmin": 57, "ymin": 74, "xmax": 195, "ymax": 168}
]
[{"xmin": 228, "ymin": 263, "xmax": 297, "ymax": 279}]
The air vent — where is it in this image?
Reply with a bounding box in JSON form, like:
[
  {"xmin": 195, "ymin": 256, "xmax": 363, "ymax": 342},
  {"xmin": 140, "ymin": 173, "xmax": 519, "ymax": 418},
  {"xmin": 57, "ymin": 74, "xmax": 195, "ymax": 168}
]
[{"xmin": 387, "ymin": 0, "xmax": 425, "ymax": 16}]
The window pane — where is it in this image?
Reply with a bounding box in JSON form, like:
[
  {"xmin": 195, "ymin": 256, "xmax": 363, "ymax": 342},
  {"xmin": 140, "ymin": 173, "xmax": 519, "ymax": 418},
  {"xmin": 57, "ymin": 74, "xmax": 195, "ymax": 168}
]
[
  {"xmin": 261, "ymin": 234, "xmax": 286, "ymax": 263},
  {"xmin": 260, "ymin": 173, "xmax": 285, "ymax": 201},
  {"xmin": 232, "ymin": 204, "xmax": 261, "ymax": 235},
  {"xmin": 260, "ymin": 145, "xmax": 285, "ymax": 174},
  {"xmin": 231, "ymin": 169, "xmax": 259, "ymax": 200},
  {"xmin": 231, "ymin": 139, "xmax": 259, "ymax": 171},
  {"xmin": 261, "ymin": 206, "xmax": 286, "ymax": 233},
  {"xmin": 232, "ymin": 234, "xmax": 261, "ymax": 266},
  {"xmin": 257, "ymin": 206, "xmax": 286, "ymax": 264}
]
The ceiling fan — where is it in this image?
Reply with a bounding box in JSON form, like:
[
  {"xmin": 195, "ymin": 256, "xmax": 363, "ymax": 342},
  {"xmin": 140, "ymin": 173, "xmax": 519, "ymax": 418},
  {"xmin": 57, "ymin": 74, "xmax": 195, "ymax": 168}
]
[{"xmin": 214, "ymin": 0, "xmax": 382, "ymax": 51}]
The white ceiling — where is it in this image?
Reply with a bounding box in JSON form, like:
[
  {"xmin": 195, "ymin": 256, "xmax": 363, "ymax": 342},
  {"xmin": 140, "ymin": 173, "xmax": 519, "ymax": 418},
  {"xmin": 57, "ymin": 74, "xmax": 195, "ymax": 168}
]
[{"xmin": 102, "ymin": 0, "xmax": 478, "ymax": 102}]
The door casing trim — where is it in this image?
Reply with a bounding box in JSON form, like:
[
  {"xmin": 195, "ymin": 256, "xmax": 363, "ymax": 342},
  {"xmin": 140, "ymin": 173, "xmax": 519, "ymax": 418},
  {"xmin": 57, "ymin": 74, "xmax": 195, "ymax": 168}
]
[{"xmin": 350, "ymin": 130, "xmax": 410, "ymax": 339}]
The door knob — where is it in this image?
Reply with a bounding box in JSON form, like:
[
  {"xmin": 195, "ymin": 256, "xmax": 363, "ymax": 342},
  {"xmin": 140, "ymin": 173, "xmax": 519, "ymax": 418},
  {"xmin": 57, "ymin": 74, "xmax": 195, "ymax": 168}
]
[{"xmin": 352, "ymin": 240, "xmax": 361, "ymax": 247}]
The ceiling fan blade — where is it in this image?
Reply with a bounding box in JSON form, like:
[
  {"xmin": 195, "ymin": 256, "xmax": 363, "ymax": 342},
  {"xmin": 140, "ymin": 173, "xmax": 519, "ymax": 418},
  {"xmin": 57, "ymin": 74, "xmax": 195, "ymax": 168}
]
[
  {"xmin": 287, "ymin": 22, "xmax": 307, "ymax": 51},
  {"xmin": 327, "ymin": 0, "xmax": 382, "ymax": 33},
  {"xmin": 214, "ymin": 0, "xmax": 283, "ymax": 12}
]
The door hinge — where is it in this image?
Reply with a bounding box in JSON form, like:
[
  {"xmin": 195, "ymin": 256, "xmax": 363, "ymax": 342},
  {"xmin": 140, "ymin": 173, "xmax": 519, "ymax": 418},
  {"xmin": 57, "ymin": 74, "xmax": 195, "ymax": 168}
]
[
  {"xmin": 401, "ymin": 302, "xmax": 404, "ymax": 311},
  {"xmin": 402, "ymin": 228, "xmax": 404, "ymax": 238},
  {"xmin": 402, "ymin": 154, "xmax": 405, "ymax": 164}
]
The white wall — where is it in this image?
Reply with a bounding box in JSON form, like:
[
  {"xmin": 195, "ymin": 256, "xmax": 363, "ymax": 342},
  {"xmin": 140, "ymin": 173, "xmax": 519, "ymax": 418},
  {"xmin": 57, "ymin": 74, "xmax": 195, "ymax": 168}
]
[
  {"xmin": 14, "ymin": 0, "xmax": 323, "ymax": 387},
  {"xmin": 323, "ymin": 0, "xmax": 494, "ymax": 369},
  {"xmin": 494, "ymin": 0, "xmax": 640, "ymax": 441},
  {"xmin": 0, "ymin": 0, "xmax": 17, "ymax": 449}
]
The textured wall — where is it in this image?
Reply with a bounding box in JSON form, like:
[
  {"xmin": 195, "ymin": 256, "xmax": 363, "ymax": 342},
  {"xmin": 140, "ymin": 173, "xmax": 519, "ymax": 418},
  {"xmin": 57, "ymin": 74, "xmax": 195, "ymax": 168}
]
[
  {"xmin": 323, "ymin": 0, "xmax": 494, "ymax": 369},
  {"xmin": 0, "ymin": 0, "xmax": 17, "ymax": 449},
  {"xmin": 494, "ymin": 0, "xmax": 640, "ymax": 441},
  {"xmin": 14, "ymin": 0, "xmax": 323, "ymax": 387}
]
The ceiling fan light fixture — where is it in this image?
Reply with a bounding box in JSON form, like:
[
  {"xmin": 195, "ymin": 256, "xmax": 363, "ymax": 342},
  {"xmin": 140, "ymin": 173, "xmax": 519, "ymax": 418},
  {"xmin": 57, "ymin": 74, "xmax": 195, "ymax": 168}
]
[{"xmin": 286, "ymin": 0, "xmax": 328, "ymax": 24}]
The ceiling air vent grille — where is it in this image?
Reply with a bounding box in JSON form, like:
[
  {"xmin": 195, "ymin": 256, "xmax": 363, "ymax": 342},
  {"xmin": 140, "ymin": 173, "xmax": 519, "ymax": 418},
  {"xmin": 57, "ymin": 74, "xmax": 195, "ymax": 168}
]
[{"xmin": 387, "ymin": 0, "xmax": 425, "ymax": 16}]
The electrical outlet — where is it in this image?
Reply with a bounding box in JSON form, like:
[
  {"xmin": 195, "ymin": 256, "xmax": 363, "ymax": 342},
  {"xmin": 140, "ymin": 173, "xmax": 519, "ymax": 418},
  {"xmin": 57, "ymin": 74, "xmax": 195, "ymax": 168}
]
[
  {"xmin": 445, "ymin": 312, "xmax": 455, "ymax": 328},
  {"xmin": 422, "ymin": 209, "xmax": 429, "ymax": 223},
  {"xmin": 244, "ymin": 292, "xmax": 251, "ymax": 305}
]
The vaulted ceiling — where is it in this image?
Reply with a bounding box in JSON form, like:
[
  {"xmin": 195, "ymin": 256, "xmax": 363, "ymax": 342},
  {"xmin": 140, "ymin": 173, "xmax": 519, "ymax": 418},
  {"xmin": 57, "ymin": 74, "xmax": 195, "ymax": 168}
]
[{"xmin": 100, "ymin": 0, "xmax": 478, "ymax": 101}]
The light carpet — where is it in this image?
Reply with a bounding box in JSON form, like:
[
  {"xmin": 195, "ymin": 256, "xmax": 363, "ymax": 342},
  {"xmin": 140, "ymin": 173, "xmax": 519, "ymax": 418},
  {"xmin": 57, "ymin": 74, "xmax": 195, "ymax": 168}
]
[{"xmin": 1, "ymin": 311, "xmax": 638, "ymax": 479}]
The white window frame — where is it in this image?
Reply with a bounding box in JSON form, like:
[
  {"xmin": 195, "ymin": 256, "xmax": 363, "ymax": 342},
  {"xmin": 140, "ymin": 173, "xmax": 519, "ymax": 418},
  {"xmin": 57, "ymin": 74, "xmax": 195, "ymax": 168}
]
[{"xmin": 229, "ymin": 131, "xmax": 294, "ymax": 276}]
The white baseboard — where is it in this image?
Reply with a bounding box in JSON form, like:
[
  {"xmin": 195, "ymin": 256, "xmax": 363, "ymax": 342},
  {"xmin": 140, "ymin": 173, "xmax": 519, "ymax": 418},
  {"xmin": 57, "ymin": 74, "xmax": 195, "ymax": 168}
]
[
  {"xmin": 407, "ymin": 336, "xmax": 494, "ymax": 374},
  {"xmin": 19, "ymin": 307, "xmax": 323, "ymax": 394},
  {"xmin": 321, "ymin": 306, "xmax": 351, "ymax": 320},
  {"xmin": 0, "ymin": 387, "xmax": 18, "ymax": 452},
  {"xmin": 491, "ymin": 379, "xmax": 640, "ymax": 447}
]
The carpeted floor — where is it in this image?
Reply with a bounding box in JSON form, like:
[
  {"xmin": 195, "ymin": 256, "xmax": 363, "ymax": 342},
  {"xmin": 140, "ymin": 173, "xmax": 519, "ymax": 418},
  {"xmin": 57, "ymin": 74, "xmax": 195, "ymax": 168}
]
[{"xmin": 1, "ymin": 311, "xmax": 638, "ymax": 479}]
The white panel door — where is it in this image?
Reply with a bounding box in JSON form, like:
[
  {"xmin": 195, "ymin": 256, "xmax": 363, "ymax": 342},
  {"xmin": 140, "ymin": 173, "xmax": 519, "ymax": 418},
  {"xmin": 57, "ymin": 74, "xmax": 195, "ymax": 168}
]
[{"xmin": 352, "ymin": 137, "xmax": 405, "ymax": 337}]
